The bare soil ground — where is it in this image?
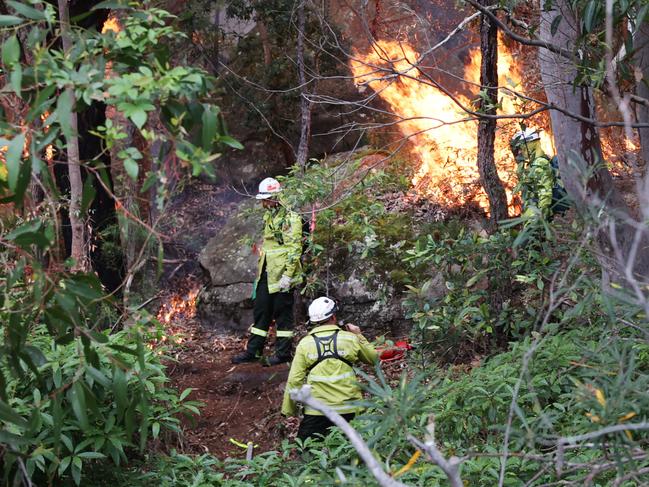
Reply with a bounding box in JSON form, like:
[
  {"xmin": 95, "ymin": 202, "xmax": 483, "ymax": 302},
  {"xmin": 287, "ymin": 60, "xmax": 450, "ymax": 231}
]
[{"xmin": 158, "ymin": 297, "xmax": 299, "ymax": 459}]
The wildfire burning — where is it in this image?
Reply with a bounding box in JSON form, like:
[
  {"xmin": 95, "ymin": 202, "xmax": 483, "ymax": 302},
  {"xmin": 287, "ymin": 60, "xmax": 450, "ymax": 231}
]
[
  {"xmin": 157, "ymin": 287, "xmax": 200, "ymax": 325},
  {"xmin": 101, "ymin": 16, "xmax": 122, "ymax": 34},
  {"xmin": 350, "ymin": 36, "xmax": 548, "ymax": 212}
]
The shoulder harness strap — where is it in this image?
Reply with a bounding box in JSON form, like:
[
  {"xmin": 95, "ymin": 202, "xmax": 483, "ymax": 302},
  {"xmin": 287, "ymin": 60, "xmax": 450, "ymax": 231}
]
[{"xmin": 306, "ymin": 329, "xmax": 354, "ymax": 374}]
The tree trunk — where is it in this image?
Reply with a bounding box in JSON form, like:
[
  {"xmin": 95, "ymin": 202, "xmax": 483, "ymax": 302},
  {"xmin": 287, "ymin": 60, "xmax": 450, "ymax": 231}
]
[
  {"xmin": 477, "ymin": 0, "xmax": 508, "ymax": 227},
  {"xmin": 58, "ymin": 0, "xmax": 87, "ymax": 271},
  {"xmin": 538, "ymin": 0, "xmax": 649, "ymax": 286},
  {"xmin": 634, "ymin": 22, "xmax": 649, "ymax": 216},
  {"xmin": 257, "ymin": 20, "xmax": 272, "ymax": 67},
  {"xmin": 296, "ymin": 0, "xmax": 312, "ymax": 170}
]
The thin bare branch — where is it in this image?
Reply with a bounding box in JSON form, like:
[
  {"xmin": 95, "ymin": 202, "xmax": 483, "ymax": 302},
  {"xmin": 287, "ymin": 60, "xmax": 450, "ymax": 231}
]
[
  {"xmin": 407, "ymin": 435, "xmax": 463, "ymax": 487},
  {"xmin": 289, "ymin": 385, "xmax": 409, "ymax": 487}
]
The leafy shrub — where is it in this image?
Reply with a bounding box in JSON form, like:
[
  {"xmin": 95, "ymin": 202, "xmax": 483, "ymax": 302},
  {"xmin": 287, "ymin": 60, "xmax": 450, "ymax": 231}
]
[
  {"xmin": 1, "ymin": 323, "xmax": 199, "ymax": 486},
  {"xmin": 221, "ymin": 322, "xmax": 648, "ymax": 486},
  {"xmin": 274, "ymin": 160, "xmax": 439, "ymax": 297},
  {"xmin": 402, "ymin": 220, "xmax": 583, "ymax": 362},
  {"xmin": 133, "ymin": 451, "xmax": 225, "ymax": 487}
]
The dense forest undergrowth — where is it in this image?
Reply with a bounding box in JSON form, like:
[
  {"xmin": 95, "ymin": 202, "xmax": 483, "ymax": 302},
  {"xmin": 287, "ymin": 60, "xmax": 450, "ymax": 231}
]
[
  {"xmin": 5, "ymin": 157, "xmax": 649, "ymax": 486},
  {"xmin": 2, "ymin": 0, "xmax": 649, "ymax": 486}
]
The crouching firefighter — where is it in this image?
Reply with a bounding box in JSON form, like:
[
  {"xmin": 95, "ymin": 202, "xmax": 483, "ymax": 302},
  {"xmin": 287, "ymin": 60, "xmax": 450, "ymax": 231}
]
[
  {"xmin": 232, "ymin": 177, "xmax": 303, "ymax": 366},
  {"xmin": 281, "ymin": 297, "xmax": 378, "ymax": 440}
]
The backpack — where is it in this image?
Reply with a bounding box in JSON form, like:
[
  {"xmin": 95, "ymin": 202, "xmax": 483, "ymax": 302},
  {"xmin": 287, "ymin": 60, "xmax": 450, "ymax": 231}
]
[
  {"xmin": 305, "ymin": 329, "xmax": 353, "ymax": 375},
  {"xmin": 549, "ymin": 156, "xmax": 570, "ymax": 214}
]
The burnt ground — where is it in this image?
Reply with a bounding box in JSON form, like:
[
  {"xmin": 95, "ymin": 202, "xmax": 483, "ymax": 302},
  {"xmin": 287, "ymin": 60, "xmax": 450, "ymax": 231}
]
[{"xmin": 158, "ymin": 179, "xmax": 246, "ymax": 281}]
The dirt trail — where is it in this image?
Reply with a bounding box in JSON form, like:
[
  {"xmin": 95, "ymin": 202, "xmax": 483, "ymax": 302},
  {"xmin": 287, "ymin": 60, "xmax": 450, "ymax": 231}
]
[
  {"xmin": 155, "ymin": 278, "xmax": 409, "ymax": 460},
  {"xmin": 158, "ymin": 301, "xmax": 299, "ymax": 458},
  {"xmin": 171, "ymin": 339, "xmax": 295, "ymax": 458},
  {"xmin": 151, "ymin": 180, "xmax": 301, "ymax": 458}
]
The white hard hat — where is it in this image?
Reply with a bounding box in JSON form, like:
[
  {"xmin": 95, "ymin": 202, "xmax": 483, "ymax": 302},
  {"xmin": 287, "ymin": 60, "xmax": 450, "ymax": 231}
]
[
  {"xmin": 512, "ymin": 128, "xmax": 541, "ymax": 145},
  {"xmin": 308, "ymin": 296, "xmax": 337, "ymax": 324},
  {"xmin": 256, "ymin": 177, "xmax": 281, "ymax": 200}
]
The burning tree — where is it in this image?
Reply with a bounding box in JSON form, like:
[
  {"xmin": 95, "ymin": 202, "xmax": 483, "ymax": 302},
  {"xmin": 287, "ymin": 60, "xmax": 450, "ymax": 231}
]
[{"xmin": 219, "ymin": 0, "xmax": 649, "ymax": 287}]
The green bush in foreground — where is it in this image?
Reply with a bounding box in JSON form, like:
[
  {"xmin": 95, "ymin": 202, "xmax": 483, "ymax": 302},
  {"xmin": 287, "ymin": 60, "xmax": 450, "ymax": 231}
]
[{"xmin": 1, "ymin": 323, "xmax": 199, "ymax": 486}]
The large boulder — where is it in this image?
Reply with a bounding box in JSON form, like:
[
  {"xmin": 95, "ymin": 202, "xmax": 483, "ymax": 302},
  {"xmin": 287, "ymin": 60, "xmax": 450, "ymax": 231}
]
[
  {"xmin": 332, "ymin": 270, "xmax": 409, "ymax": 338},
  {"xmin": 197, "ymin": 199, "xmax": 261, "ymax": 331},
  {"xmin": 194, "ymin": 154, "xmax": 453, "ymax": 338},
  {"xmin": 196, "ymin": 198, "xmax": 413, "ymax": 338}
]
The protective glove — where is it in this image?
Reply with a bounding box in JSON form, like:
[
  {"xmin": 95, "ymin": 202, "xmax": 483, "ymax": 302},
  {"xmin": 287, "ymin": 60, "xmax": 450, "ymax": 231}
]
[
  {"xmin": 344, "ymin": 323, "xmax": 362, "ymax": 335},
  {"xmin": 279, "ymin": 274, "xmax": 292, "ymax": 291}
]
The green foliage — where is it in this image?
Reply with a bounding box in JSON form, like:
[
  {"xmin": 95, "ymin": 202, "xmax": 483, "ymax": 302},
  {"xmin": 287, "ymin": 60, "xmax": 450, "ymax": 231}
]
[
  {"xmin": 0, "ymin": 4, "xmax": 232, "ymax": 485},
  {"xmin": 218, "ymin": 322, "xmax": 649, "ymax": 486},
  {"xmin": 132, "ymin": 451, "xmax": 225, "ymax": 487},
  {"xmin": 0, "ymin": 323, "xmax": 200, "ymax": 486},
  {"xmin": 402, "ymin": 220, "xmax": 573, "ymax": 362},
  {"xmin": 0, "ymin": 1, "xmax": 237, "ymax": 210},
  {"xmin": 275, "ymin": 159, "xmax": 423, "ymax": 296},
  {"xmin": 430, "ymin": 329, "xmax": 587, "ymax": 446},
  {"xmin": 538, "ymin": 0, "xmax": 648, "ymax": 88},
  {"xmin": 96, "ymin": 223, "xmax": 124, "ymax": 272},
  {"xmin": 222, "ymin": 432, "xmax": 371, "ymax": 486}
]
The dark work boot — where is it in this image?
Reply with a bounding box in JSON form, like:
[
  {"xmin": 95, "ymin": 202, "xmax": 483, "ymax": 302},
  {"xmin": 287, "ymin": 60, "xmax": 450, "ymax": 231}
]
[
  {"xmin": 232, "ymin": 334, "xmax": 265, "ymax": 364},
  {"xmin": 275, "ymin": 337, "xmax": 293, "ymax": 360}
]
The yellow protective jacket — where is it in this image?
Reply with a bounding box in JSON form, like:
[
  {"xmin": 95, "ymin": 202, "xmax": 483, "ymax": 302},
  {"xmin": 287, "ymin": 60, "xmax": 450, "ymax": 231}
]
[
  {"xmin": 256, "ymin": 205, "xmax": 303, "ymax": 294},
  {"xmin": 519, "ymin": 156, "xmax": 553, "ymax": 212},
  {"xmin": 281, "ymin": 324, "xmax": 378, "ymax": 416},
  {"xmin": 515, "ymin": 140, "xmax": 554, "ymax": 216}
]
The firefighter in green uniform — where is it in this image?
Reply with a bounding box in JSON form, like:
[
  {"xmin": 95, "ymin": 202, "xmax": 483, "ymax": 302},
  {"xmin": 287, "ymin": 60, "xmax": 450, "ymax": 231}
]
[
  {"xmin": 510, "ymin": 128, "xmax": 555, "ymax": 219},
  {"xmin": 282, "ymin": 297, "xmax": 378, "ymax": 440},
  {"xmin": 232, "ymin": 177, "xmax": 303, "ymax": 366}
]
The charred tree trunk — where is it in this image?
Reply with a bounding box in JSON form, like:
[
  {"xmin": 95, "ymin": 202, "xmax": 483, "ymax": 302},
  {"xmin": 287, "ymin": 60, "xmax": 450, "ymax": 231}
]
[
  {"xmin": 539, "ymin": 1, "xmax": 649, "ymax": 287},
  {"xmin": 80, "ymin": 103, "xmax": 125, "ymax": 293},
  {"xmin": 58, "ymin": 0, "xmax": 87, "ymax": 271},
  {"xmin": 477, "ymin": 0, "xmax": 509, "ymax": 344},
  {"xmin": 296, "ymin": 0, "xmax": 312, "ymax": 170},
  {"xmin": 477, "ymin": 0, "xmax": 508, "ymax": 227}
]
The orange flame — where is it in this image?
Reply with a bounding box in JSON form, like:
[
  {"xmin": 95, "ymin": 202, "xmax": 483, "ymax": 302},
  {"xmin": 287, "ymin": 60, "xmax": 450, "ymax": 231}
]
[
  {"xmin": 157, "ymin": 288, "xmax": 200, "ymax": 325},
  {"xmin": 102, "ymin": 16, "xmax": 122, "ymax": 34},
  {"xmin": 350, "ymin": 36, "xmax": 549, "ymax": 212}
]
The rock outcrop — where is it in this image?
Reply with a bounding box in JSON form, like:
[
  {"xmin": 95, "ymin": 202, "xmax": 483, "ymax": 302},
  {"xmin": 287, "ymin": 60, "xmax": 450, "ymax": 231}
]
[
  {"xmin": 197, "ymin": 199, "xmax": 260, "ymax": 331},
  {"xmin": 196, "ymin": 198, "xmax": 416, "ymax": 338}
]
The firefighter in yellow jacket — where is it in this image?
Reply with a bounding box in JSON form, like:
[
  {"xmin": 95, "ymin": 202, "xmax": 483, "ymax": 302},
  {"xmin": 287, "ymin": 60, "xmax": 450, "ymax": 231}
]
[
  {"xmin": 510, "ymin": 128, "xmax": 555, "ymax": 219},
  {"xmin": 232, "ymin": 177, "xmax": 303, "ymax": 366},
  {"xmin": 282, "ymin": 297, "xmax": 378, "ymax": 440}
]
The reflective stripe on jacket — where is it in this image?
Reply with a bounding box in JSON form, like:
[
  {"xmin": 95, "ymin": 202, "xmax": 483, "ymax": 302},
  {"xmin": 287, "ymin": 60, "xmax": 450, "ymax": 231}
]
[
  {"xmin": 255, "ymin": 205, "xmax": 303, "ymax": 294},
  {"xmin": 281, "ymin": 324, "xmax": 378, "ymax": 416}
]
